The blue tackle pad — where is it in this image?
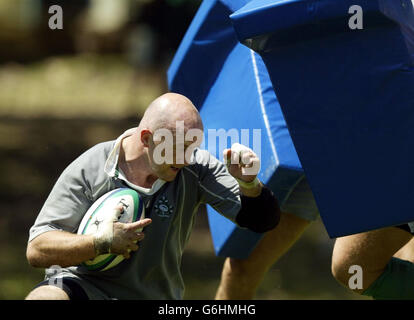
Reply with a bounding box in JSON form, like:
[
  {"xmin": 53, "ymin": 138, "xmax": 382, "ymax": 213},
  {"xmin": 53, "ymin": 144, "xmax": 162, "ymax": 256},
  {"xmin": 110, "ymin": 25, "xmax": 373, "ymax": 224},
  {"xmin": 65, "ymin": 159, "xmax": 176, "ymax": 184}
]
[
  {"xmin": 168, "ymin": 0, "xmax": 303, "ymax": 258},
  {"xmin": 230, "ymin": 0, "xmax": 414, "ymax": 237}
]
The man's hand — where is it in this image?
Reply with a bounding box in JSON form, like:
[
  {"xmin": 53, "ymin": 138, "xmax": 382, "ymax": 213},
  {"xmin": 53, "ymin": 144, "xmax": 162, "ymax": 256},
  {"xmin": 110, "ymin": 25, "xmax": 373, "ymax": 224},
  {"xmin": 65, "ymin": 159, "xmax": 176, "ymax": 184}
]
[
  {"xmin": 223, "ymin": 143, "xmax": 260, "ymax": 182},
  {"xmin": 111, "ymin": 216, "xmax": 152, "ymax": 259},
  {"xmin": 224, "ymin": 143, "xmax": 262, "ymax": 197},
  {"xmin": 94, "ymin": 204, "xmax": 152, "ymax": 258},
  {"xmin": 223, "ymin": 144, "xmax": 280, "ymax": 232}
]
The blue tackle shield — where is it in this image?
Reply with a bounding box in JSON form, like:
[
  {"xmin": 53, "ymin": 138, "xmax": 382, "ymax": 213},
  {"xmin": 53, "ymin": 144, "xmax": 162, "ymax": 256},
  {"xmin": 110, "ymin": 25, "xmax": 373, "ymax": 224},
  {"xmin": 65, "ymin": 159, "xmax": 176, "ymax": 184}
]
[
  {"xmin": 230, "ymin": 0, "xmax": 414, "ymax": 237},
  {"xmin": 169, "ymin": 0, "xmax": 414, "ymax": 254},
  {"xmin": 168, "ymin": 0, "xmax": 303, "ymax": 258}
]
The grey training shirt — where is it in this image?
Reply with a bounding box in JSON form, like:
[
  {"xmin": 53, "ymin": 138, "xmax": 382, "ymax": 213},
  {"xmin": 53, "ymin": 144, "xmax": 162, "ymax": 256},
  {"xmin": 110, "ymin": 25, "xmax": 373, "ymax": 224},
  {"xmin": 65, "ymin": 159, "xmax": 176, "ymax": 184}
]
[{"xmin": 29, "ymin": 128, "xmax": 241, "ymax": 299}]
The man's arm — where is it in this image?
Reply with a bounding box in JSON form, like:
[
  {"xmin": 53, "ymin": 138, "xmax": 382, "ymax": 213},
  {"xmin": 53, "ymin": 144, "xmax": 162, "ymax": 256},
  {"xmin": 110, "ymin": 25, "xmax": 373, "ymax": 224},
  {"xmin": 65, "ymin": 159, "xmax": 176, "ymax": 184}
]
[
  {"xmin": 235, "ymin": 184, "xmax": 280, "ymax": 233},
  {"xmin": 239, "ymin": 181, "xmax": 262, "ymax": 198},
  {"xmin": 195, "ymin": 146, "xmax": 280, "ymax": 233},
  {"xmin": 27, "ymin": 144, "xmax": 151, "ymax": 268},
  {"xmin": 27, "ymin": 231, "xmax": 96, "ymax": 268},
  {"xmin": 223, "ymin": 143, "xmax": 262, "ymax": 197},
  {"xmin": 27, "ymin": 212, "xmax": 151, "ymax": 268},
  {"xmin": 224, "ymin": 144, "xmax": 280, "ymax": 233}
]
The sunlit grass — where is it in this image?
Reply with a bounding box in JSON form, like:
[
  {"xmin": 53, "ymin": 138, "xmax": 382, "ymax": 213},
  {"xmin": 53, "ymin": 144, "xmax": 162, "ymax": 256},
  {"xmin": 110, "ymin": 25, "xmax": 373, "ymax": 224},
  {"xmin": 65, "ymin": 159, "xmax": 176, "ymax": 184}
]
[{"xmin": 0, "ymin": 54, "xmax": 163, "ymax": 118}]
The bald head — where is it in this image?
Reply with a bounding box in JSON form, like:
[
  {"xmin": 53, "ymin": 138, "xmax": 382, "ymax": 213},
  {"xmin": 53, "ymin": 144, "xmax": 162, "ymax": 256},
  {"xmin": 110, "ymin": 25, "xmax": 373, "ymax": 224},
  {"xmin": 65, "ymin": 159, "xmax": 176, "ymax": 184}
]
[
  {"xmin": 131, "ymin": 93, "xmax": 204, "ymax": 181},
  {"xmin": 139, "ymin": 93, "xmax": 203, "ymax": 133}
]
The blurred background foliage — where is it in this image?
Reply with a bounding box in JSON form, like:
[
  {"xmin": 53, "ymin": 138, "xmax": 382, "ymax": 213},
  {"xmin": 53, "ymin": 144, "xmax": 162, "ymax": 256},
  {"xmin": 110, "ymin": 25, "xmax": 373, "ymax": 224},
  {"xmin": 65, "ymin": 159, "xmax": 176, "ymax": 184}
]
[{"xmin": 0, "ymin": 0, "xmax": 366, "ymax": 300}]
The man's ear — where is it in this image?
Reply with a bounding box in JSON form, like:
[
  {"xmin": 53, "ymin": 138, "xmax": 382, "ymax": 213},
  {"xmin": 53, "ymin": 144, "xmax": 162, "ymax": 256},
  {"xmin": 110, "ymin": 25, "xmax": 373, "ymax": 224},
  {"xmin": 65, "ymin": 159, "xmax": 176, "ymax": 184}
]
[{"xmin": 141, "ymin": 129, "xmax": 152, "ymax": 147}]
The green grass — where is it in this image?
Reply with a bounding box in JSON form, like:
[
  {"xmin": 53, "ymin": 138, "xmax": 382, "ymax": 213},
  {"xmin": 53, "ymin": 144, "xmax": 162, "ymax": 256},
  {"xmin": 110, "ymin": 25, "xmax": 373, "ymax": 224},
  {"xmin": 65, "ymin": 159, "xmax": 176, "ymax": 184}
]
[{"xmin": 0, "ymin": 54, "xmax": 163, "ymax": 118}]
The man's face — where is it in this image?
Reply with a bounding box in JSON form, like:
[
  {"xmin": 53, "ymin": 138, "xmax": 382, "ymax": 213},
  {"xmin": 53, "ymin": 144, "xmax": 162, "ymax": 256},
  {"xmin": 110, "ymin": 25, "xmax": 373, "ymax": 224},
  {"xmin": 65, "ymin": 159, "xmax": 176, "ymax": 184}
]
[{"xmin": 146, "ymin": 128, "xmax": 203, "ymax": 182}]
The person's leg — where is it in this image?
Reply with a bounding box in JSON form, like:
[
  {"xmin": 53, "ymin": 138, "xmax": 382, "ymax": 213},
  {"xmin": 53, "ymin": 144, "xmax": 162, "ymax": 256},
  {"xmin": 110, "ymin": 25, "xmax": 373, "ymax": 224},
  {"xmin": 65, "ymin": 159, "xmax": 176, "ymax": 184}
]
[
  {"xmin": 215, "ymin": 177, "xmax": 319, "ymax": 300},
  {"xmin": 25, "ymin": 278, "xmax": 89, "ymax": 300},
  {"xmin": 25, "ymin": 285, "xmax": 70, "ymax": 300},
  {"xmin": 215, "ymin": 211, "xmax": 310, "ymax": 299},
  {"xmin": 394, "ymin": 237, "xmax": 414, "ymax": 263},
  {"xmin": 215, "ymin": 178, "xmax": 319, "ymax": 300},
  {"xmin": 331, "ymin": 227, "xmax": 413, "ymax": 298}
]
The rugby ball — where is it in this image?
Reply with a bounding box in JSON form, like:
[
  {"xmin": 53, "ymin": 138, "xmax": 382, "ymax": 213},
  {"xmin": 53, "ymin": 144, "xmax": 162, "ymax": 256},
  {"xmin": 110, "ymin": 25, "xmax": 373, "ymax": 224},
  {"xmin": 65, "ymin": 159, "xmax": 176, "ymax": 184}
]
[{"xmin": 77, "ymin": 188, "xmax": 145, "ymax": 271}]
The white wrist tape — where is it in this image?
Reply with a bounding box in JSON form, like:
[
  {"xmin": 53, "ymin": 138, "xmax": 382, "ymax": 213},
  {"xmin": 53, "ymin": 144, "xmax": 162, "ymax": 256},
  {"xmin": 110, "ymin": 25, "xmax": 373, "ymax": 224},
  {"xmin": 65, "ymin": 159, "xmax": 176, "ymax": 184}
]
[
  {"xmin": 236, "ymin": 177, "xmax": 260, "ymax": 189},
  {"xmin": 93, "ymin": 206, "xmax": 122, "ymax": 255}
]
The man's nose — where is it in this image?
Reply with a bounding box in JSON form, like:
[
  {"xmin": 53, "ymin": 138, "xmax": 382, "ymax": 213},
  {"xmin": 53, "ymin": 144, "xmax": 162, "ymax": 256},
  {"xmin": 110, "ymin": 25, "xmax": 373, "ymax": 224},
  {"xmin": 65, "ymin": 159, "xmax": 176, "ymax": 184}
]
[{"xmin": 174, "ymin": 147, "xmax": 195, "ymax": 166}]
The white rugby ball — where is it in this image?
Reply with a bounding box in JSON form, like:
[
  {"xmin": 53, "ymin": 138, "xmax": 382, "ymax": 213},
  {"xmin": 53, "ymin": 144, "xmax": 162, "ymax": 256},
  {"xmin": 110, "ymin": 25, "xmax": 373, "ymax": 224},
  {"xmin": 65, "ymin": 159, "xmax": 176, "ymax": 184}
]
[{"xmin": 77, "ymin": 188, "xmax": 145, "ymax": 271}]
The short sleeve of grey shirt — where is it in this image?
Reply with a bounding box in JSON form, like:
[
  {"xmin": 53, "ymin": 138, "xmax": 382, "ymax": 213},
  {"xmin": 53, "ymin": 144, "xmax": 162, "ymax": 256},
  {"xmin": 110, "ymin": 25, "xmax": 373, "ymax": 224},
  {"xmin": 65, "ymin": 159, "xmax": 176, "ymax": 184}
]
[{"xmin": 28, "ymin": 142, "xmax": 112, "ymax": 242}]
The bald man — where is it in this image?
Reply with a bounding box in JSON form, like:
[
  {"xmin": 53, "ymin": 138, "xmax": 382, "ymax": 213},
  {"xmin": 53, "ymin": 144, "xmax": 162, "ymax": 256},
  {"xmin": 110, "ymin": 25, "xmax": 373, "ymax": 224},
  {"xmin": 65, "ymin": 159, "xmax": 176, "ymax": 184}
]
[{"xmin": 25, "ymin": 93, "xmax": 280, "ymax": 300}]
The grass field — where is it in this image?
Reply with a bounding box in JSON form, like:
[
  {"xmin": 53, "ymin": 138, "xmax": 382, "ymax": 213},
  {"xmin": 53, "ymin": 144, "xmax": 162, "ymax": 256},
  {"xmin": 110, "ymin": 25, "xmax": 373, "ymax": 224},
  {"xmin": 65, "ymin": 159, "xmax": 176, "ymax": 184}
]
[{"xmin": 0, "ymin": 54, "xmax": 164, "ymax": 118}]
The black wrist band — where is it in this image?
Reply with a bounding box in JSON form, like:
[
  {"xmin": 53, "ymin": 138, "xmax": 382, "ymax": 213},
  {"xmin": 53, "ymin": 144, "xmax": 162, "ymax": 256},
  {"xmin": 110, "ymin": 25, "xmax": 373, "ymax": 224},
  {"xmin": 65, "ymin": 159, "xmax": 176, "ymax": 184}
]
[{"xmin": 236, "ymin": 185, "xmax": 281, "ymax": 233}]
